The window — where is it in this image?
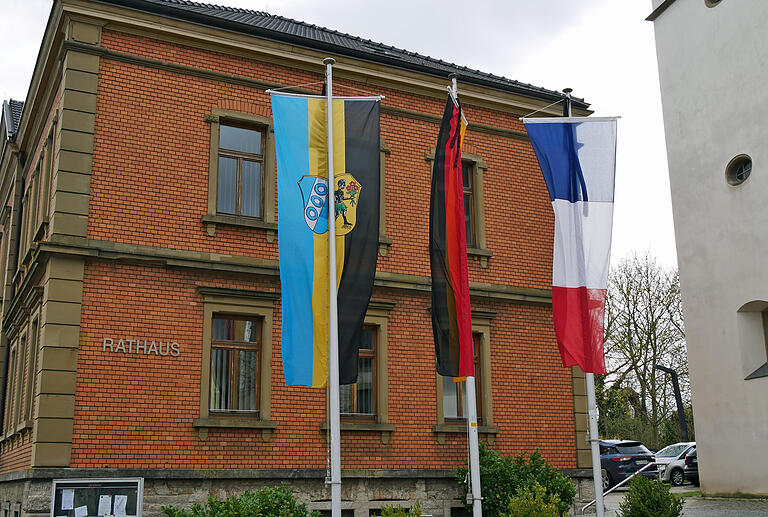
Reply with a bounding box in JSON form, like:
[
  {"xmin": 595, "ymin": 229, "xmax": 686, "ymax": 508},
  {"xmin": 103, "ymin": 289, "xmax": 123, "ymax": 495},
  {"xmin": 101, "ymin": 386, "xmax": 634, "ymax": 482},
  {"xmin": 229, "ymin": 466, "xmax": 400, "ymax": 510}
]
[
  {"xmin": 25, "ymin": 319, "xmax": 39, "ymax": 423},
  {"xmin": 340, "ymin": 326, "xmax": 377, "ymax": 419},
  {"xmin": 725, "ymin": 154, "xmax": 752, "ymax": 186},
  {"xmin": 13, "ymin": 335, "xmax": 26, "ymax": 427},
  {"xmin": 216, "ymin": 124, "xmax": 265, "ymax": 218},
  {"xmin": 321, "ymin": 303, "xmax": 395, "ymax": 443},
  {"xmin": 462, "ymin": 162, "xmax": 476, "ymax": 248},
  {"xmin": 3, "ymin": 343, "xmax": 16, "ymax": 433},
  {"xmin": 195, "ymin": 287, "xmax": 276, "ymax": 441},
  {"xmin": 205, "ymin": 110, "xmax": 276, "ymax": 236},
  {"xmin": 209, "ymin": 316, "xmax": 261, "ymax": 414},
  {"xmin": 737, "ymin": 301, "xmax": 768, "ymax": 380},
  {"xmin": 426, "ymin": 149, "xmax": 491, "ymax": 266},
  {"xmin": 434, "ymin": 313, "xmax": 498, "ymax": 444},
  {"xmin": 442, "ymin": 333, "xmax": 483, "ymax": 422}
]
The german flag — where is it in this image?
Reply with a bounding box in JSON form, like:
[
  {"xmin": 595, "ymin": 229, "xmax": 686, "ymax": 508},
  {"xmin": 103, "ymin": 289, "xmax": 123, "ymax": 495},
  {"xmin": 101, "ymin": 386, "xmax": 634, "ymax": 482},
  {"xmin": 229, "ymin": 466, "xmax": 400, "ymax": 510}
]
[{"xmin": 430, "ymin": 96, "xmax": 473, "ymax": 378}]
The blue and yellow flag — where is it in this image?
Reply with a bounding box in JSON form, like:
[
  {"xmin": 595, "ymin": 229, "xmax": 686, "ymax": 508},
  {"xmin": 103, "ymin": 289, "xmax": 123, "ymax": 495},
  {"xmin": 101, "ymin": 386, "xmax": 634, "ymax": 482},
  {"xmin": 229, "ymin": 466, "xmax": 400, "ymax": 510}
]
[{"xmin": 271, "ymin": 93, "xmax": 380, "ymax": 387}]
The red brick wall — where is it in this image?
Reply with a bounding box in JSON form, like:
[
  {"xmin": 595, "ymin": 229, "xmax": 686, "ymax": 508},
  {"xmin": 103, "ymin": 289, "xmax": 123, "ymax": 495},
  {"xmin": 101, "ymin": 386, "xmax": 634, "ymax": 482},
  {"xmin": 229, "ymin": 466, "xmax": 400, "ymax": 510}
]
[
  {"xmin": 73, "ymin": 262, "xmax": 574, "ymax": 469},
  {"xmin": 71, "ymin": 29, "xmax": 575, "ymax": 470}
]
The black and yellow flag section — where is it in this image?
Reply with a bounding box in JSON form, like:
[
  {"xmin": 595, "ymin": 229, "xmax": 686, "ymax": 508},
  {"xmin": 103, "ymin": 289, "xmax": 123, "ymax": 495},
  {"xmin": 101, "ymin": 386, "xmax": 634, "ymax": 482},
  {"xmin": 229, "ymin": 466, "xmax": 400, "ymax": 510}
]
[
  {"xmin": 270, "ymin": 92, "xmax": 380, "ymax": 387},
  {"xmin": 430, "ymin": 96, "xmax": 473, "ymax": 378}
]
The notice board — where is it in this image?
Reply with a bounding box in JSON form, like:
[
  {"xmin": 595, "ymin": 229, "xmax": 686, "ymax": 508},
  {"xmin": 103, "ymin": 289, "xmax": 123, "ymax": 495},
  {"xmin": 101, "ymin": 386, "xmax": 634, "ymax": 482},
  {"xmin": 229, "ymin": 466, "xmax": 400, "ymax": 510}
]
[{"xmin": 50, "ymin": 479, "xmax": 143, "ymax": 517}]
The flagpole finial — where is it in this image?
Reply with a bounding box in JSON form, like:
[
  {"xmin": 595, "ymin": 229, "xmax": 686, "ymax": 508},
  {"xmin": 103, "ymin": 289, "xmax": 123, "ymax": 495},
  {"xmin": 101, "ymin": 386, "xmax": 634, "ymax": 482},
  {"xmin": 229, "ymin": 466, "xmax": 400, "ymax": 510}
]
[
  {"xmin": 448, "ymin": 72, "xmax": 460, "ymax": 80},
  {"xmin": 323, "ymin": 57, "xmax": 336, "ymax": 65},
  {"xmin": 562, "ymin": 87, "xmax": 573, "ymax": 96}
]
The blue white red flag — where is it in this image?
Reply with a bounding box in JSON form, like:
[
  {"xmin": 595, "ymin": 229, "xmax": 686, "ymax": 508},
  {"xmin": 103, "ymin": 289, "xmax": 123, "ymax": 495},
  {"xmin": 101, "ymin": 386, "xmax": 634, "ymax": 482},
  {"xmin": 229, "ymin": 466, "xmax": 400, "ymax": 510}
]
[{"xmin": 523, "ymin": 117, "xmax": 617, "ymax": 374}]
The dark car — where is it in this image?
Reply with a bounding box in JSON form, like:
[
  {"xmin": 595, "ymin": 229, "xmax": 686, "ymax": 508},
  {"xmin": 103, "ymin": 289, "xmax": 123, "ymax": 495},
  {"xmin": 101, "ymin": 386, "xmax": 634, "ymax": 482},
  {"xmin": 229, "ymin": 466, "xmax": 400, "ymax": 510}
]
[
  {"xmin": 600, "ymin": 440, "xmax": 658, "ymax": 490},
  {"xmin": 684, "ymin": 447, "xmax": 699, "ymax": 486}
]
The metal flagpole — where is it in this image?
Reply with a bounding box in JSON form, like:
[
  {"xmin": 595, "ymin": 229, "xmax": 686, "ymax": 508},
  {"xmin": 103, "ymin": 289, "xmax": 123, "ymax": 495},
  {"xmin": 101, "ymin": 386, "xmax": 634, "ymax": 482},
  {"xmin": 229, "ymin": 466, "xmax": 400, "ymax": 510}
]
[
  {"xmin": 324, "ymin": 57, "xmax": 343, "ymax": 517},
  {"xmin": 563, "ymin": 87, "xmax": 605, "ymax": 517},
  {"xmin": 450, "ymin": 73, "xmax": 483, "ymax": 517}
]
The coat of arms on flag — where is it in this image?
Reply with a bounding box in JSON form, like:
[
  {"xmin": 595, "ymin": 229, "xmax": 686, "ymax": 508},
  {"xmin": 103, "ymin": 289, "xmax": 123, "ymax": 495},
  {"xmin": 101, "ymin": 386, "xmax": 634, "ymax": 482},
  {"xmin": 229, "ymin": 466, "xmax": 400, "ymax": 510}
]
[{"xmin": 299, "ymin": 174, "xmax": 362, "ymax": 236}]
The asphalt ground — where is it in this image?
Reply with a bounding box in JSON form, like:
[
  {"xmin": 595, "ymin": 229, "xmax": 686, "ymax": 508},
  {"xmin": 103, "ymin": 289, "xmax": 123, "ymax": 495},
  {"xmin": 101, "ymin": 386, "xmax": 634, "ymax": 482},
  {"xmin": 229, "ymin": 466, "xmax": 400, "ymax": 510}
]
[{"xmin": 598, "ymin": 485, "xmax": 768, "ymax": 516}]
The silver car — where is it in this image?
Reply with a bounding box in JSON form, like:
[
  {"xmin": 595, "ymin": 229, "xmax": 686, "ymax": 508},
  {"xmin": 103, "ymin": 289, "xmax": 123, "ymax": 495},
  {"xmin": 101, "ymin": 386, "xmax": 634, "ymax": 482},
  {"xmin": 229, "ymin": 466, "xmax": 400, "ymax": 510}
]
[{"xmin": 656, "ymin": 442, "xmax": 695, "ymax": 486}]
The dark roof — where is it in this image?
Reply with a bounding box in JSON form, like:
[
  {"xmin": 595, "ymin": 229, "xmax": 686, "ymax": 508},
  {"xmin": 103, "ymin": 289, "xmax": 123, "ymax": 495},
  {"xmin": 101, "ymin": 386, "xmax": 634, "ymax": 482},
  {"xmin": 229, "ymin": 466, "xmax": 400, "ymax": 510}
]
[
  {"xmin": 3, "ymin": 100, "xmax": 24, "ymax": 141},
  {"xmin": 95, "ymin": 0, "xmax": 589, "ymax": 109}
]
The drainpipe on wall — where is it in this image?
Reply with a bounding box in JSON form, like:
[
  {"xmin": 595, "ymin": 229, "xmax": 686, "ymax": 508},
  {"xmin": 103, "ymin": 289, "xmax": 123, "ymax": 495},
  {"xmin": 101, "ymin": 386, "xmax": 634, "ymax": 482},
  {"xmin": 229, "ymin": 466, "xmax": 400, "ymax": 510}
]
[{"xmin": 0, "ymin": 150, "xmax": 26, "ymax": 434}]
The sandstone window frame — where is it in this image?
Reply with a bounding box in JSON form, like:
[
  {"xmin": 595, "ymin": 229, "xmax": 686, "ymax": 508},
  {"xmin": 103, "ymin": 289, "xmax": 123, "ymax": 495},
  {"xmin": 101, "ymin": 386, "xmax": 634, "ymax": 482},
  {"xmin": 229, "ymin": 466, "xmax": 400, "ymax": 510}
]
[
  {"xmin": 24, "ymin": 314, "xmax": 40, "ymax": 427},
  {"xmin": 203, "ymin": 109, "xmax": 277, "ymax": 240},
  {"xmin": 433, "ymin": 311, "xmax": 499, "ymax": 444},
  {"xmin": 35, "ymin": 119, "xmax": 57, "ymax": 241},
  {"xmin": 426, "ymin": 149, "xmax": 492, "ymax": 267},
  {"xmin": 377, "ymin": 138, "xmax": 393, "ymax": 256},
  {"xmin": 194, "ymin": 287, "xmax": 278, "ymax": 441},
  {"xmin": 321, "ymin": 302, "xmax": 395, "ymax": 444}
]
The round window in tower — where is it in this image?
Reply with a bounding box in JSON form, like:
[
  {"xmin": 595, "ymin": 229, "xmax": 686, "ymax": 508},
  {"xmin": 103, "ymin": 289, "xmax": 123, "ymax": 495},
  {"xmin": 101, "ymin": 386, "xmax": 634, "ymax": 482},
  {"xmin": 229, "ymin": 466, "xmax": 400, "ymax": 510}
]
[{"xmin": 725, "ymin": 154, "xmax": 752, "ymax": 186}]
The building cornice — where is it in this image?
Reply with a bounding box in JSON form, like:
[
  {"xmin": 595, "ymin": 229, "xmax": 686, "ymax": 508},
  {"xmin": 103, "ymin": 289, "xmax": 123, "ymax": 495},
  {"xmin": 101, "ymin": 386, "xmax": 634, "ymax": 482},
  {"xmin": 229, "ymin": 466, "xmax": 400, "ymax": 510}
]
[{"xmin": 37, "ymin": 237, "xmax": 552, "ymax": 306}]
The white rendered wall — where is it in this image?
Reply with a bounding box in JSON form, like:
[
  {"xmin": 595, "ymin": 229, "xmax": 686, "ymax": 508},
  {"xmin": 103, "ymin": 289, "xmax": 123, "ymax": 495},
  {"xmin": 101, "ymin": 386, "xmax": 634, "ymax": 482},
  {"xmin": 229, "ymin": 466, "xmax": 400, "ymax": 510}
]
[{"xmin": 652, "ymin": 0, "xmax": 768, "ymax": 496}]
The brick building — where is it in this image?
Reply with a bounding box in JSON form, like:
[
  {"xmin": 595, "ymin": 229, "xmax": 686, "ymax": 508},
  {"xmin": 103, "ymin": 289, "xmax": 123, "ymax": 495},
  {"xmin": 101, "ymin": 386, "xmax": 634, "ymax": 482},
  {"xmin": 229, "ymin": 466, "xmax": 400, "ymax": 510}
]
[{"xmin": 0, "ymin": 1, "xmax": 594, "ymax": 515}]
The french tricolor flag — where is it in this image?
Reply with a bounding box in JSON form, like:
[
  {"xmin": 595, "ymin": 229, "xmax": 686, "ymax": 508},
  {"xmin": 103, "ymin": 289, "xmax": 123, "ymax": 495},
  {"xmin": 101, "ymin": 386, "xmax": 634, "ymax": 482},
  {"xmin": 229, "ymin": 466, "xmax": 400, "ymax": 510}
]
[{"xmin": 523, "ymin": 117, "xmax": 618, "ymax": 374}]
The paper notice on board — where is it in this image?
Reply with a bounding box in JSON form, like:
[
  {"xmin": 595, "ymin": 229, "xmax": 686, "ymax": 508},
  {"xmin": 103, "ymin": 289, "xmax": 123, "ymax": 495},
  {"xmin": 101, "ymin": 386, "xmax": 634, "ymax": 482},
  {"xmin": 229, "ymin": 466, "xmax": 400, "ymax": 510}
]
[
  {"xmin": 75, "ymin": 505, "xmax": 88, "ymax": 517},
  {"xmin": 113, "ymin": 495, "xmax": 127, "ymax": 517},
  {"xmin": 98, "ymin": 495, "xmax": 111, "ymax": 516},
  {"xmin": 62, "ymin": 490, "xmax": 75, "ymax": 510}
]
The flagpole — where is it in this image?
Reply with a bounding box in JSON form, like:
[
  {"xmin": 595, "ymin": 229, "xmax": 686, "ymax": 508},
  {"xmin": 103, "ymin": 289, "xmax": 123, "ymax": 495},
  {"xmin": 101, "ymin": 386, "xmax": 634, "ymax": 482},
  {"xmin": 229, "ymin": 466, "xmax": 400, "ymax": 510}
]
[
  {"xmin": 451, "ymin": 73, "xmax": 483, "ymax": 517},
  {"xmin": 324, "ymin": 56, "xmax": 343, "ymax": 517},
  {"xmin": 564, "ymin": 88, "xmax": 605, "ymax": 517}
]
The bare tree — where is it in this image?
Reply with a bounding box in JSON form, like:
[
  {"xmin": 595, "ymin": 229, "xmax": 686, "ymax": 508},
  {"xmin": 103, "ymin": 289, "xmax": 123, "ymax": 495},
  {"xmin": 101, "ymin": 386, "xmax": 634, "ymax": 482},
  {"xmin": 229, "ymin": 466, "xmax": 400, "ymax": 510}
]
[{"xmin": 597, "ymin": 253, "xmax": 689, "ymax": 448}]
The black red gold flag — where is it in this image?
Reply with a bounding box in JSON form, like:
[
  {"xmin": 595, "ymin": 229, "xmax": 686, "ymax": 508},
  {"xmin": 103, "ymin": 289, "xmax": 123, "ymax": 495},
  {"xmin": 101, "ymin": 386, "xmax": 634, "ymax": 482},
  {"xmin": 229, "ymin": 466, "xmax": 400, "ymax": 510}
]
[{"xmin": 430, "ymin": 97, "xmax": 473, "ymax": 378}]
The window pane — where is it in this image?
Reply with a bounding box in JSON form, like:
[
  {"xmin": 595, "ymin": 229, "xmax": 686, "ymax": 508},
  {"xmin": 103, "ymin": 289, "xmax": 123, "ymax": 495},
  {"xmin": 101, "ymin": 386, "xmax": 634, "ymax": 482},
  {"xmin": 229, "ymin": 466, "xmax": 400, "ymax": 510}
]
[
  {"xmin": 241, "ymin": 160, "xmax": 262, "ymax": 218},
  {"xmin": 220, "ymin": 125, "xmax": 262, "ymax": 154},
  {"xmin": 213, "ymin": 318, "xmax": 233, "ymax": 341},
  {"xmin": 359, "ymin": 328, "xmax": 374, "ymax": 351},
  {"xmin": 464, "ymin": 194, "xmax": 474, "ymax": 247},
  {"xmin": 340, "ymin": 384, "xmax": 353, "ymax": 414},
  {"xmin": 462, "ymin": 164, "xmax": 471, "ymax": 189},
  {"xmin": 217, "ymin": 156, "xmax": 237, "ymax": 214},
  {"xmin": 237, "ymin": 350, "xmax": 259, "ymax": 412},
  {"xmin": 210, "ymin": 348, "xmax": 231, "ymax": 410},
  {"xmin": 356, "ymin": 356, "xmax": 374, "ymax": 414},
  {"xmin": 443, "ymin": 376, "xmax": 459, "ymax": 418}
]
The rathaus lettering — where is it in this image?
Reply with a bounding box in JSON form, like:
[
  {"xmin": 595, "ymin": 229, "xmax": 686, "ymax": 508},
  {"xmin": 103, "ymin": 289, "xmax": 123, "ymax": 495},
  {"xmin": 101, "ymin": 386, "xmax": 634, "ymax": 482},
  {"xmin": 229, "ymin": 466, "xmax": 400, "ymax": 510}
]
[{"xmin": 102, "ymin": 337, "xmax": 180, "ymax": 357}]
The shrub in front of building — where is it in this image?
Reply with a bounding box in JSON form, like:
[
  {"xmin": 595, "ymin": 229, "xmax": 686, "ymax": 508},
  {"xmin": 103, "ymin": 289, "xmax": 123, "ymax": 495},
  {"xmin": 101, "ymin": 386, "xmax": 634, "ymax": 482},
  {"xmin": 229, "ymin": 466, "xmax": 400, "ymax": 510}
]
[
  {"xmin": 457, "ymin": 445, "xmax": 576, "ymax": 517},
  {"xmin": 374, "ymin": 502, "xmax": 422, "ymax": 517},
  {"xmin": 502, "ymin": 483, "xmax": 564, "ymax": 517},
  {"xmin": 617, "ymin": 476, "xmax": 683, "ymax": 517},
  {"xmin": 161, "ymin": 484, "xmax": 320, "ymax": 517}
]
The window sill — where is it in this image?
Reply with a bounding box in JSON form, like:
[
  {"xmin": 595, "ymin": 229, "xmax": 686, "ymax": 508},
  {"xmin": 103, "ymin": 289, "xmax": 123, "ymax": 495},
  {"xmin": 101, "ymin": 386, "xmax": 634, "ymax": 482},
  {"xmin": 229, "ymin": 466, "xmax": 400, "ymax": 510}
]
[
  {"xmin": 320, "ymin": 421, "xmax": 395, "ymax": 444},
  {"xmin": 193, "ymin": 416, "xmax": 277, "ymax": 442},
  {"xmin": 202, "ymin": 214, "xmax": 277, "ymax": 242},
  {"xmin": 745, "ymin": 362, "xmax": 768, "ymax": 380},
  {"xmin": 467, "ymin": 247, "xmax": 493, "ymax": 268},
  {"xmin": 433, "ymin": 423, "xmax": 499, "ymax": 445}
]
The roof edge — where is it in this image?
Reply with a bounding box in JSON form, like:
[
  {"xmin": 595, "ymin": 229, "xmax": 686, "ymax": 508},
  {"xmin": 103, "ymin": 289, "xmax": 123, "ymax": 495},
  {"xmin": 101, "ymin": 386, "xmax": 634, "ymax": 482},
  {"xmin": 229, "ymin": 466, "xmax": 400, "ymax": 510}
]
[
  {"xmin": 646, "ymin": 0, "xmax": 678, "ymax": 21},
  {"xmin": 91, "ymin": 0, "xmax": 590, "ymax": 109}
]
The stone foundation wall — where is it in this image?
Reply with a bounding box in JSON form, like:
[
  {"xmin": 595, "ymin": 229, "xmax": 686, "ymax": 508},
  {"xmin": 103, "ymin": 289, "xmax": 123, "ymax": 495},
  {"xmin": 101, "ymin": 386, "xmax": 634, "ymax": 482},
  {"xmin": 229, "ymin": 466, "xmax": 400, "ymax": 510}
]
[{"xmin": 0, "ymin": 469, "xmax": 595, "ymax": 517}]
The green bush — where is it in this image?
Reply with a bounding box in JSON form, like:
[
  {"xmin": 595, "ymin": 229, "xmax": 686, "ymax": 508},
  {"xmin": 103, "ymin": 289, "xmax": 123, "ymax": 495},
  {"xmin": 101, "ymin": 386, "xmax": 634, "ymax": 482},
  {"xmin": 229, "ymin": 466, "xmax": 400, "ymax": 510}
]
[
  {"xmin": 161, "ymin": 484, "xmax": 320, "ymax": 517},
  {"xmin": 617, "ymin": 476, "xmax": 683, "ymax": 517},
  {"xmin": 376, "ymin": 502, "xmax": 422, "ymax": 517},
  {"xmin": 457, "ymin": 445, "xmax": 576, "ymax": 517},
  {"xmin": 502, "ymin": 483, "xmax": 565, "ymax": 517}
]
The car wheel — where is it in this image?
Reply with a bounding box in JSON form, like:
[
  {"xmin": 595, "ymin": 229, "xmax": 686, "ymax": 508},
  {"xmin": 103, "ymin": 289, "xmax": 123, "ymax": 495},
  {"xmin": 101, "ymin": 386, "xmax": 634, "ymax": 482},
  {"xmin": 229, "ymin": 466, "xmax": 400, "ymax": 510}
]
[
  {"xmin": 670, "ymin": 468, "xmax": 684, "ymax": 486},
  {"xmin": 602, "ymin": 470, "xmax": 612, "ymax": 491}
]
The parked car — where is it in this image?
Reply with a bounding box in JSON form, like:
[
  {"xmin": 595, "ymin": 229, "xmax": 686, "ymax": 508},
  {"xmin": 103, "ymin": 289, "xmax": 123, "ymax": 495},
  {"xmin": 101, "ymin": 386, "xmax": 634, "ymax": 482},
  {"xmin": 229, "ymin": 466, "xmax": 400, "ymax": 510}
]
[
  {"xmin": 655, "ymin": 441, "xmax": 695, "ymax": 486},
  {"xmin": 600, "ymin": 440, "xmax": 658, "ymax": 490},
  {"xmin": 684, "ymin": 447, "xmax": 699, "ymax": 486}
]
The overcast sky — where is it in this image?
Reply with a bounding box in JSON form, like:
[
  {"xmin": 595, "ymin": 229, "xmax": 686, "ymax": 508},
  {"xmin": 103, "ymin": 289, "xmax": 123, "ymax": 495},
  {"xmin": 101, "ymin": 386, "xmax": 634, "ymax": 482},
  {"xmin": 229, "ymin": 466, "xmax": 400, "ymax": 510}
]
[{"xmin": 0, "ymin": 0, "xmax": 677, "ymax": 268}]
